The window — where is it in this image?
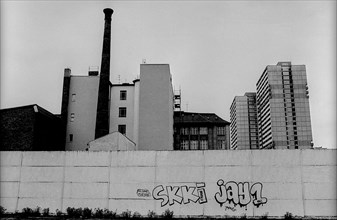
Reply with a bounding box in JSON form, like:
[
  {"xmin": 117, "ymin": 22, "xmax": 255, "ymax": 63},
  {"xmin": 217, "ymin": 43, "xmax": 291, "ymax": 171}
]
[
  {"xmin": 118, "ymin": 125, "xmax": 126, "ymax": 135},
  {"xmin": 119, "ymin": 107, "xmax": 127, "ymax": 117},
  {"xmin": 70, "ymin": 113, "xmax": 75, "ymax": 122},
  {"xmin": 190, "ymin": 127, "xmax": 198, "ymax": 135},
  {"xmin": 217, "ymin": 140, "xmax": 226, "ymax": 149},
  {"xmin": 190, "ymin": 140, "xmax": 198, "ymax": 150},
  {"xmin": 69, "ymin": 134, "xmax": 73, "ymax": 142},
  {"xmin": 120, "ymin": 90, "xmax": 127, "ymax": 100},
  {"xmin": 180, "ymin": 140, "xmax": 189, "ymax": 150},
  {"xmin": 181, "ymin": 127, "xmax": 189, "ymax": 135},
  {"xmin": 71, "ymin": 94, "xmax": 76, "ymax": 102},
  {"xmin": 217, "ymin": 127, "xmax": 226, "ymax": 135},
  {"xmin": 200, "ymin": 140, "xmax": 208, "ymax": 150},
  {"xmin": 200, "ymin": 127, "xmax": 208, "ymax": 135}
]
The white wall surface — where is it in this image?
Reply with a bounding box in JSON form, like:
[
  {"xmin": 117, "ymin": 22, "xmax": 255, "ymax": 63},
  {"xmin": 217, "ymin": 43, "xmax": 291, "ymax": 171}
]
[{"xmin": 0, "ymin": 150, "xmax": 336, "ymax": 217}]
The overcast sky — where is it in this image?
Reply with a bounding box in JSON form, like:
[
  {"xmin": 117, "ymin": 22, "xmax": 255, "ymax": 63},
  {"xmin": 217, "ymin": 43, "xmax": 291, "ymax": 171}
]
[{"xmin": 1, "ymin": 1, "xmax": 336, "ymax": 149}]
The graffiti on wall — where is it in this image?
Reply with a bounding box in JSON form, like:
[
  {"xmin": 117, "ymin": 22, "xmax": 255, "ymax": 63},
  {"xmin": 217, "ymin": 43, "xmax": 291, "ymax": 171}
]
[
  {"xmin": 152, "ymin": 183, "xmax": 207, "ymax": 207},
  {"xmin": 137, "ymin": 189, "xmax": 151, "ymax": 197},
  {"xmin": 151, "ymin": 180, "xmax": 267, "ymax": 210},
  {"xmin": 214, "ymin": 179, "xmax": 267, "ymax": 209}
]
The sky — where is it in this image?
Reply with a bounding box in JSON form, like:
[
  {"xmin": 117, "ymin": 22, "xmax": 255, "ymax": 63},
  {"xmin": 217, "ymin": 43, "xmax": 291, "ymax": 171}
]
[{"xmin": 1, "ymin": 1, "xmax": 336, "ymax": 149}]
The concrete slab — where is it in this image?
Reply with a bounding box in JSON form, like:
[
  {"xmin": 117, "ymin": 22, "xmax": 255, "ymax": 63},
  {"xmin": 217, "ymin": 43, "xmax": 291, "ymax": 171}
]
[
  {"xmin": 252, "ymin": 150, "xmax": 300, "ymax": 166},
  {"xmin": 19, "ymin": 183, "xmax": 62, "ymax": 198},
  {"xmin": 302, "ymin": 149, "xmax": 337, "ymax": 165},
  {"xmin": 20, "ymin": 167, "xmax": 63, "ymax": 182},
  {"xmin": 109, "ymin": 198, "xmax": 155, "ymax": 216},
  {"xmin": 304, "ymin": 199, "xmax": 337, "ymax": 216},
  {"xmin": 109, "ymin": 182, "xmax": 154, "ymax": 199},
  {"xmin": 205, "ymin": 150, "xmax": 251, "ymax": 166},
  {"xmin": 63, "ymin": 182, "xmax": 108, "ymax": 199},
  {"xmin": 155, "ymin": 197, "xmax": 205, "ymax": 216},
  {"xmin": 65, "ymin": 167, "xmax": 109, "ymax": 183},
  {"xmin": 253, "ymin": 199, "xmax": 304, "ymax": 217},
  {"xmin": 262, "ymin": 183, "xmax": 302, "ymax": 200},
  {"xmin": 62, "ymin": 198, "xmax": 107, "ymax": 211},
  {"xmin": 0, "ymin": 151, "xmax": 22, "ymax": 166},
  {"xmin": 110, "ymin": 167, "xmax": 155, "ymax": 183},
  {"xmin": 204, "ymin": 166, "xmax": 252, "ymax": 183},
  {"xmin": 111, "ymin": 151, "xmax": 156, "ymax": 167},
  {"xmin": 252, "ymin": 166, "xmax": 301, "ymax": 183},
  {"xmin": 156, "ymin": 166, "xmax": 204, "ymax": 183},
  {"xmin": 302, "ymin": 166, "xmax": 336, "ymax": 183},
  {"xmin": 0, "ymin": 197, "xmax": 18, "ymax": 213},
  {"xmin": 65, "ymin": 151, "xmax": 110, "ymax": 167},
  {"xmin": 22, "ymin": 151, "xmax": 64, "ymax": 166},
  {"xmin": 203, "ymin": 198, "xmax": 254, "ymax": 217},
  {"xmin": 0, "ymin": 167, "xmax": 21, "ymax": 182},
  {"xmin": 156, "ymin": 151, "xmax": 204, "ymax": 167},
  {"xmin": 17, "ymin": 198, "xmax": 61, "ymax": 212},
  {"xmin": 0, "ymin": 182, "xmax": 19, "ymax": 198},
  {"xmin": 303, "ymin": 182, "xmax": 337, "ymax": 199}
]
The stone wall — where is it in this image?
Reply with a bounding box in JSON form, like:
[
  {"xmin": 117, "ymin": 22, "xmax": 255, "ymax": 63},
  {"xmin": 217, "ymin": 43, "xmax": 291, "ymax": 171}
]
[{"xmin": 0, "ymin": 150, "xmax": 336, "ymax": 217}]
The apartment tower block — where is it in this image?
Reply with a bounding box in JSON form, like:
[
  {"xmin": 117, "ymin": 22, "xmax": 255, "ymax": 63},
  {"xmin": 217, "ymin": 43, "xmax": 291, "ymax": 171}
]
[{"xmin": 256, "ymin": 62, "xmax": 313, "ymax": 149}]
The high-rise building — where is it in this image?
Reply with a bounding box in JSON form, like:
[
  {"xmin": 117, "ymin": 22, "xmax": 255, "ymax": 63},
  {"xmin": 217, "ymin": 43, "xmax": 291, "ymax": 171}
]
[
  {"xmin": 230, "ymin": 92, "xmax": 258, "ymax": 150},
  {"xmin": 174, "ymin": 111, "xmax": 230, "ymax": 150},
  {"xmin": 256, "ymin": 62, "xmax": 313, "ymax": 149}
]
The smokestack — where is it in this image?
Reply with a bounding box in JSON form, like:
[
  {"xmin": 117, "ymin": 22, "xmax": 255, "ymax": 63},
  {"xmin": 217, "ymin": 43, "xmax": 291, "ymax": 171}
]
[
  {"xmin": 95, "ymin": 8, "xmax": 114, "ymax": 139},
  {"xmin": 61, "ymin": 68, "xmax": 71, "ymax": 148}
]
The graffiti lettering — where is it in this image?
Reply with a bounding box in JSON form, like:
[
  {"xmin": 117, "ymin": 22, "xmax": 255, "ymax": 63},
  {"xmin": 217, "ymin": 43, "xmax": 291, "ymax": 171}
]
[
  {"xmin": 136, "ymin": 189, "xmax": 151, "ymax": 197},
  {"xmin": 153, "ymin": 183, "xmax": 207, "ymax": 207},
  {"xmin": 215, "ymin": 180, "xmax": 267, "ymax": 208}
]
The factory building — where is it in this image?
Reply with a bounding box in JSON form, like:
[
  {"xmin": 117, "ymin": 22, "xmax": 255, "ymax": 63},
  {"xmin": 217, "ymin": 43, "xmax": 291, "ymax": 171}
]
[{"xmin": 61, "ymin": 8, "xmax": 174, "ymax": 151}]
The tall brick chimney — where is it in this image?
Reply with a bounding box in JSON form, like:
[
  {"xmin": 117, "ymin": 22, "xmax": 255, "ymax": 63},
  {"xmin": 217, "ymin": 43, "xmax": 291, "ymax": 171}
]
[
  {"xmin": 95, "ymin": 8, "xmax": 114, "ymax": 139},
  {"xmin": 61, "ymin": 68, "xmax": 71, "ymax": 147}
]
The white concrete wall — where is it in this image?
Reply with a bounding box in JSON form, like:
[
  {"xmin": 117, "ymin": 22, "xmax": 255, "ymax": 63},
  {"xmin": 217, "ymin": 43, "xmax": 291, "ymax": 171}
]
[{"xmin": 0, "ymin": 150, "xmax": 336, "ymax": 217}]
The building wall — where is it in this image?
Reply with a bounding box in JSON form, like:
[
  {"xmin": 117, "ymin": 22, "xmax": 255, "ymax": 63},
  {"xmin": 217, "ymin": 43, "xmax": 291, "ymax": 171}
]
[
  {"xmin": 138, "ymin": 64, "xmax": 174, "ymax": 150},
  {"xmin": 230, "ymin": 96, "xmax": 250, "ymax": 150},
  {"xmin": 257, "ymin": 62, "xmax": 313, "ymax": 149},
  {"xmin": 0, "ymin": 150, "xmax": 336, "ymax": 217},
  {"xmin": 110, "ymin": 85, "xmax": 135, "ymax": 142},
  {"xmin": 65, "ymin": 76, "xmax": 99, "ymax": 151},
  {"xmin": 0, "ymin": 105, "xmax": 63, "ymax": 151}
]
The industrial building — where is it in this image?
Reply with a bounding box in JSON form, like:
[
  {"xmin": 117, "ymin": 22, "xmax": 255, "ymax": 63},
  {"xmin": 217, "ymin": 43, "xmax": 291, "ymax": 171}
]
[
  {"xmin": 256, "ymin": 62, "xmax": 313, "ymax": 149},
  {"xmin": 173, "ymin": 111, "xmax": 230, "ymax": 150},
  {"xmin": 61, "ymin": 64, "xmax": 174, "ymax": 151},
  {"xmin": 230, "ymin": 92, "xmax": 258, "ymax": 150},
  {"xmin": 0, "ymin": 104, "xmax": 63, "ymax": 151},
  {"xmin": 61, "ymin": 9, "xmax": 174, "ymax": 151}
]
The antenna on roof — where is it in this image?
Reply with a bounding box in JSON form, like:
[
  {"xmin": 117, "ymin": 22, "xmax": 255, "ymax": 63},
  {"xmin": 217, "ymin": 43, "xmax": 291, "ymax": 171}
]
[{"xmin": 142, "ymin": 58, "xmax": 146, "ymax": 64}]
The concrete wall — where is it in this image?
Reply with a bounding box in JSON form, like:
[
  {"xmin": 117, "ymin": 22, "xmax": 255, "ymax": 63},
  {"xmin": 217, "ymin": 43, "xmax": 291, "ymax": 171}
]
[{"xmin": 0, "ymin": 150, "xmax": 336, "ymax": 217}]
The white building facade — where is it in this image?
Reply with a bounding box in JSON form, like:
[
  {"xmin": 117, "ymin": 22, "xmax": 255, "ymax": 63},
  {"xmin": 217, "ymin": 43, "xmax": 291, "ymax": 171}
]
[{"xmin": 62, "ymin": 64, "xmax": 174, "ymax": 151}]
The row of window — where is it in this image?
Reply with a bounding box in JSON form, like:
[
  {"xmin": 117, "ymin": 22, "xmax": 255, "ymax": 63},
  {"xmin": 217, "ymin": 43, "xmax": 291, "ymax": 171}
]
[
  {"xmin": 180, "ymin": 140, "xmax": 227, "ymax": 150},
  {"xmin": 180, "ymin": 127, "xmax": 226, "ymax": 135},
  {"xmin": 70, "ymin": 90, "xmax": 127, "ymax": 102}
]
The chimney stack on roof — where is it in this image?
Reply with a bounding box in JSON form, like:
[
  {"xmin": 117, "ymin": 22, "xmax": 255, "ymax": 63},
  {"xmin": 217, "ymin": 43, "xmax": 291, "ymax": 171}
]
[{"xmin": 95, "ymin": 8, "xmax": 114, "ymax": 139}]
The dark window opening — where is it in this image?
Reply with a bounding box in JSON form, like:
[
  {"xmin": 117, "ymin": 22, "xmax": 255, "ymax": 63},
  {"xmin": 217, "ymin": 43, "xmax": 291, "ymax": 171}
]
[
  {"xmin": 119, "ymin": 107, "xmax": 127, "ymax": 117},
  {"xmin": 118, "ymin": 125, "xmax": 126, "ymax": 135},
  {"xmin": 120, "ymin": 90, "xmax": 127, "ymax": 100}
]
